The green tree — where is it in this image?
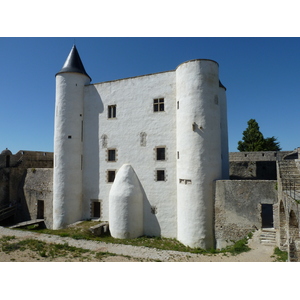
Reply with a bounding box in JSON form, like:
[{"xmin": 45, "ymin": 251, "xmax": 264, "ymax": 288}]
[
  {"xmin": 263, "ymin": 136, "xmax": 282, "ymax": 151},
  {"xmin": 237, "ymin": 119, "xmax": 281, "ymax": 151}
]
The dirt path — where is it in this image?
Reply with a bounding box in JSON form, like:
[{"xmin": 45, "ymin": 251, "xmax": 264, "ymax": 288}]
[{"xmin": 0, "ymin": 226, "xmax": 276, "ymax": 262}]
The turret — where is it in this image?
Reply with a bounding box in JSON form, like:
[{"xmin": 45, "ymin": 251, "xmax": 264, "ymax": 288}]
[
  {"xmin": 176, "ymin": 59, "xmax": 222, "ymax": 249},
  {"xmin": 53, "ymin": 45, "xmax": 91, "ymax": 229}
]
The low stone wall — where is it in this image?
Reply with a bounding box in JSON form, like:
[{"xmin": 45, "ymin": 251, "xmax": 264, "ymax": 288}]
[{"xmin": 214, "ymin": 180, "xmax": 278, "ymax": 249}]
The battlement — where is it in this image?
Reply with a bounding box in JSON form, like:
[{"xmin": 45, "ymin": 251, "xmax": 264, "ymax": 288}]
[
  {"xmin": 229, "ymin": 151, "xmax": 292, "ymax": 162},
  {"xmin": 0, "ymin": 150, "xmax": 53, "ymax": 169}
]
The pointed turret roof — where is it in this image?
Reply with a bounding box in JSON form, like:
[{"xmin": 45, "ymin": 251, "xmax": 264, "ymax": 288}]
[{"xmin": 56, "ymin": 45, "xmax": 91, "ymax": 82}]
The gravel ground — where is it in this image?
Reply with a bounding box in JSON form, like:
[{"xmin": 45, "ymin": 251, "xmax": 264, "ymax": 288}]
[{"xmin": 0, "ymin": 226, "xmax": 276, "ymax": 262}]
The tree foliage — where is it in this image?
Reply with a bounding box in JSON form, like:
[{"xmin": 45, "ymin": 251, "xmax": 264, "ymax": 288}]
[{"xmin": 237, "ymin": 119, "xmax": 281, "ymax": 151}]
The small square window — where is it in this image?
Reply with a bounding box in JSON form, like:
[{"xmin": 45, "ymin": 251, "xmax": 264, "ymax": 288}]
[
  {"xmin": 153, "ymin": 98, "xmax": 164, "ymax": 112},
  {"xmin": 156, "ymin": 147, "xmax": 165, "ymax": 160},
  {"xmin": 108, "ymin": 105, "xmax": 116, "ymax": 118},
  {"xmin": 107, "ymin": 170, "xmax": 116, "ymax": 183},
  {"xmin": 108, "ymin": 149, "xmax": 116, "ymax": 162},
  {"xmin": 156, "ymin": 170, "xmax": 165, "ymax": 181}
]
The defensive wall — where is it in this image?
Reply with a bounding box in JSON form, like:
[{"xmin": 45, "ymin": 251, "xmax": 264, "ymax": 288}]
[
  {"xmin": 0, "ymin": 150, "xmax": 53, "ymax": 224},
  {"xmin": 229, "ymin": 151, "xmax": 291, "ymax": 180}
]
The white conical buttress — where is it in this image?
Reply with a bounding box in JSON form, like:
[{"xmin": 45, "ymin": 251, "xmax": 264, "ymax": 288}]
[
  {"xmin": 176, "ymin": 60, "xmax": 222, "ymax": 249},
  {"xmin": 109, "ymin": 164, "xmax": 144, "ymax": 239},
  {"xmin": 53, "ymin": 71, "xmax": 90, "ymax": 229}
]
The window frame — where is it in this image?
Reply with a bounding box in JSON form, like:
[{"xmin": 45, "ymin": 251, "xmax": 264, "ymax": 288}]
[
  {"xmin": 107, "ymin": 148, "xmax": 117, "ymax": 162},
  {"xmin": 153, "ymin": 98, "xmax": 164, "ymax": 112},
  {"xmin": 108, "ymin": 105, "xmax": 117, "ymax": 119},
  {"xmin": 107, "ymin": 169, "xmax": 116, "ymax": 183},
  {"xmin": 156, "ymin": 147, "xmax": 166, "ymax": 161},
  {"xmin": 156, "ymin": 169, "xmax": 166, "ymax": 181}
]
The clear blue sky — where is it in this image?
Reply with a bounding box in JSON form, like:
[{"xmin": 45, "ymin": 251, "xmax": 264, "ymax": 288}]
[{"xmin": 1, "ymin": 37, "xmax": 299, "ymax": 154}]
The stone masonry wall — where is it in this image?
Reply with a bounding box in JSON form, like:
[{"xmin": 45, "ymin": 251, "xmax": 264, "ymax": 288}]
[
  {"xmin": 214, "ymin": 180, "xmax": 278, "ymax": 249},
  {"xmin": 23, "ymin": 168, "xmax": 53, "ymax": 229}
]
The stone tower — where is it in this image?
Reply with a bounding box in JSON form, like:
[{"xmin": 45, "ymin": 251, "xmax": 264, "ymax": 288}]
[{"xmin": 53, "ymin": 45, "xmax": 91, "ymax": 229}]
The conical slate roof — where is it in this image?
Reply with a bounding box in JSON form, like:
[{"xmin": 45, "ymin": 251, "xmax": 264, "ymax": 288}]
[{"xmin": 56, "ymin": 45, "xmax": 91, "ymax": 82}]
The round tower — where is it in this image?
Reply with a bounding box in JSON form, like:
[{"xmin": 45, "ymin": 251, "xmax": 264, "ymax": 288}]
[
  {"xmin": 53, "ymin": 45, "xmax": 91, "ymax": 229},
  {"xmin": 176, "ymin": 59, "xmax": 222, "ymax": 249}
]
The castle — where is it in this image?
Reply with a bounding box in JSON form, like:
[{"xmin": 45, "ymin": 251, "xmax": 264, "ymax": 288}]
[
  {"xmin": 1, "ymin": 45, "xmax": 300, "ymax": 260},
  {"xmin": 53, "ymin": 45, "xmax": 229, "ymax": 249}
]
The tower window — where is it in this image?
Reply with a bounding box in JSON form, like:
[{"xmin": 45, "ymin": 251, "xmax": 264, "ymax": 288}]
[
  {"xmin": 156, "ymin": 170, "xmax": 165, "ymax": 181},
  {"xmin": 107, "ymin": 149, "xmax": 117, "ymax": 162},
  {"xmin": 153, "ymin": 98, "xmax": 164, "ymax": 112},
  {"xmin": 107, "ymin": 170, "xmax": 116, "ymax": 183},
  {"xmin": 156, "ymin": 147, "xmax": 166, "ymax": 160},
  {"xmin": 108, "ymin": 105, "xmax": 116, "ymax": 118}
]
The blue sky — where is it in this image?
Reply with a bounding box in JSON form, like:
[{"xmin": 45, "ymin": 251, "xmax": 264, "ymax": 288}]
[{"xmin": 1, "ymin": 37, "xmax": 299, "ymax": 154}]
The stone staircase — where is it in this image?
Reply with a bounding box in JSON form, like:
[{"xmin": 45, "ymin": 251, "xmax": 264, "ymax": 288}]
[
  {"xmin": 260, "ymin": 228, "xmax": 277, "ymax": 246},
  {"xmin": 278, "ymin": 160, "xmax": 300, "ymax": 200},
  {"xmin": 0, "ymin": 205, "xmax": 16, "ymax": 222}
]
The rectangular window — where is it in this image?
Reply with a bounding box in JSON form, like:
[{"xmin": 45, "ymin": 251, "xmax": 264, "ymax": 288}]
[
  {"xmin": 156, "ymin": 170, "xmax": 165, "ymax": 181},
  {"xmin": 156, "ymin": 147, "xmax": 166, "ymax": 160},
  {"xmin": 153, "ymin": 98, "xmax": 164, "ymax": 112},
  {"xmin": 108, "ymin": 149, "xmax": 116, "ymax": 162},
  {"xmin": 108, "ymin": 105, "xmax": 116, "ymax": 118},
  {"xmin": 107, "ymin": 170, "xmax": 116, "ymax": 183}
]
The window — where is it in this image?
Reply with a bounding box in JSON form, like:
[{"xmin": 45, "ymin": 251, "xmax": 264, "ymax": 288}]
[
  {"xmin": 107, "ymin": 149, "xmax": 116, "ymax": 162},
  {"xmin": 108, "ymin": 105, "xmax": 116, "ymax": 118},
  {"xmin": 107, "ymin": 170, "xmax": 116, "ymax": 183},
  {"xmin": 156, "ymin": 170, "xmax": 165, "ymax": 181},
  {"xmin": 153, "ymin": 98, "xmax": 164, "ymax": 112},
  {"xmin": 179, "ymin": 179, "xmax": 192, "ymax": 184},
  {"xmin": 156, "ymin": 147, "xmax": 165, "ymax": 160}
]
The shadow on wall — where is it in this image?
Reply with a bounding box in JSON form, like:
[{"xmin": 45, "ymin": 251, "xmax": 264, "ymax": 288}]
[
  {"xmin": 142, "ymin": 186, "xmax": 161, "ymax": 237},
  {"xmin": 82, "ymin": 85, "xmax": 104, "ymax": 218}
]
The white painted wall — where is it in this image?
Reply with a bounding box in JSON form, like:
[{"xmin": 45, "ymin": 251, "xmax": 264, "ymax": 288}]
[{"xmin": 83, "ymin": 71, "xmax": 178, "ymax": 238}]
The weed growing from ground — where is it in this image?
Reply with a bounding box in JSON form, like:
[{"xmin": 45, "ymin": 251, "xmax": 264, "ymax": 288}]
[{"xmin": 272, "ymin": 247, "xmax": 288, "ymax": 262}]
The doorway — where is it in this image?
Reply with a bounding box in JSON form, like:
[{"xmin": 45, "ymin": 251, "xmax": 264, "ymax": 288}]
[
  {"xmin": 37, "ymin": 200, "xmax": 44, "ymax": 219},
  {"xmin": 261, "ymin": 204, "xmax": 273, "ymax": 228},
  {"xmin": 92, "ymin": 202, "xmax": 101, "ymax": 218}
]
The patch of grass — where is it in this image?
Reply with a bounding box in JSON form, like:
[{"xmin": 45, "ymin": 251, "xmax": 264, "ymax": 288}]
[
  {"xmin": 0, "ymin": 235, "xmax": 15, "ymax": 242},
  {"xmin": 19, "ymin": 221, "xmax": 253, "ymax": 256},
  {"xmin": 272, "ymin": 247, "xmax": 288, "ymax": 262}
]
